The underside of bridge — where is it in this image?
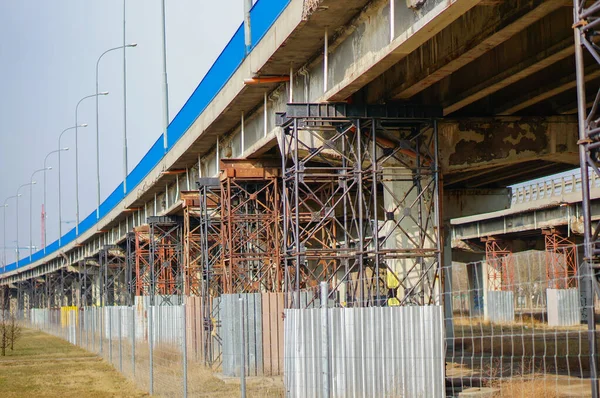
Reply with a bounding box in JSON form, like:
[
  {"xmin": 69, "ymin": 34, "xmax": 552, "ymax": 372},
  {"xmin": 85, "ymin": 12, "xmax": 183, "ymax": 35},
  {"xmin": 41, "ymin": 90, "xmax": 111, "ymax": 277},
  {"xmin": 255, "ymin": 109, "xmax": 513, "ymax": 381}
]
[{"xmin": 3, "ymin": 0, "xmax": 600, "ymax": 391}]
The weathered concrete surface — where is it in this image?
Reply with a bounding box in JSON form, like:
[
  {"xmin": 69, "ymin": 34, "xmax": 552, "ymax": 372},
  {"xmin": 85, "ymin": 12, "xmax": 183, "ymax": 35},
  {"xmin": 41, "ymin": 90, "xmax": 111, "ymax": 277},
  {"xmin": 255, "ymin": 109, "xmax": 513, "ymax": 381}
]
[
  {"xmin": 439, "ymin": 116, "xmax": 578, "ymax": 175},
  {"xmin": 325, "ymin": 0, "xmax": 482, "ymax": 101},
  {"xmin": 364, "ymin": 0, "xmax": 567, "ymax": 104}
]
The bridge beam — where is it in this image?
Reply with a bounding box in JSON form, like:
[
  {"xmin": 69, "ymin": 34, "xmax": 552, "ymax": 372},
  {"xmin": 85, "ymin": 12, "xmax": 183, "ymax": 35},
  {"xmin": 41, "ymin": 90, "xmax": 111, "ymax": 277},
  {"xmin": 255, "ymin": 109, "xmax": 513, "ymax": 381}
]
[{"xmin": 440, "ymin": 116, "xmax": 578, "ymax": 187}]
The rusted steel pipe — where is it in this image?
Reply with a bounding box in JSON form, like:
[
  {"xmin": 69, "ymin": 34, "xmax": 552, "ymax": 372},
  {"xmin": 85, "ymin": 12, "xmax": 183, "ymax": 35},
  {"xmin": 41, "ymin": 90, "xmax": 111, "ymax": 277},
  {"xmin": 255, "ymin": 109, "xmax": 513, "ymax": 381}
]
[{"xmin": 244, "ymin": 76, "xmax": 290, "ymax": 85}]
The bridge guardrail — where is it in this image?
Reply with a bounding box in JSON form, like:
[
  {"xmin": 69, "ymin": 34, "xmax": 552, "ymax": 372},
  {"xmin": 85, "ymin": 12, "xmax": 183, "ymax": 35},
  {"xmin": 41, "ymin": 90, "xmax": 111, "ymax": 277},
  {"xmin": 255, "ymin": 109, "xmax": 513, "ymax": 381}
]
[{"xmin": 511, "ymin": 170, "xmax": 597, "ymax": 205}]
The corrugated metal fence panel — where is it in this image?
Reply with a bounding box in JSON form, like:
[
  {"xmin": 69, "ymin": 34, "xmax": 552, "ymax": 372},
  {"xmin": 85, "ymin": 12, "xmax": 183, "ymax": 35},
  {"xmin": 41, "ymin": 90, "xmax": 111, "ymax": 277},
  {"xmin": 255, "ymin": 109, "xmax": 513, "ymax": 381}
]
[
  {"xmin": 284, "ymin": 306, "xmax": 445, "ymax": 398},
  {"xmin": 547, "ymin": 288, "xmax": 581, "ymax": 326},
  {"xmin": 487, "ymin": 291, "xmax": 515, "ymax": 323},
  {"xmin": 261, "ymin": 292, "xmax": 284, "ymax": 376},
  {"xmin": 221, "ymin": 293, "xmax": 264, "ymax": 377}
]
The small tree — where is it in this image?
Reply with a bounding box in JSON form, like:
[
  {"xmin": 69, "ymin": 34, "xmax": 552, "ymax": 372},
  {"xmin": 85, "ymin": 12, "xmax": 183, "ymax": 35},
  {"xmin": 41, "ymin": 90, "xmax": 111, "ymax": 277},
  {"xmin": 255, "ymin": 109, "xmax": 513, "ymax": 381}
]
[
  {"xmin": 7, "ymin": 315, "xmax": 22, "ymax": 351},
  {"xmin": 0, "ymin": 311, "xmax": 8, "ymax": 356}
]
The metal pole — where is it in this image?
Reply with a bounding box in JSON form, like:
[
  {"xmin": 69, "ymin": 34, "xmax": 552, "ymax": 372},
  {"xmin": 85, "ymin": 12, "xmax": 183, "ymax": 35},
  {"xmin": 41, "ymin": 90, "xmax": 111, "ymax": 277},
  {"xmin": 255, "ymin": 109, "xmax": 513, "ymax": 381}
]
[
  {"xmin": 244, "ymin": 0, "xmax": 252, "ymax": 55},
  {"xmin": 76, "ymin": 94, "xmax": 107, "ymax": 235},
  {"xmin": 182, "ymin": 302, "xmax": 188, "ymax": 397},
  {"xmin": 123, "ymin": 0, "xmax": 129, "ymax": 193},
  {"xmin": 29, "ymin": 168, "xmax": 46, "ymax": 261},
  {"xmin": 321, "ymin": 282, "xmax": 330, "ymax": 398},
  {"xmin": 43, "ymin": 149, "xmax": 66, "ymax": 253},
  {"xmin": 58, "ymin": 136, "xmax": 63, "ymax": 245},
  {"xmin": 573, "ymin": 3, "xmax": 599, "ymax": 395},
  {"xmin": 160, "ymin": 0, "xmax": 170, "ymax": 151},
  {"xmin": 239, "ymin": 297, "xmax": 246, "ymax": 398},
  {"xmin": 118, "ymin": 306, "xmax": 122, "ymax": 372},
  {"xmin": 2, "ymin": 195, "xmax": 19, "ymax": 270}
]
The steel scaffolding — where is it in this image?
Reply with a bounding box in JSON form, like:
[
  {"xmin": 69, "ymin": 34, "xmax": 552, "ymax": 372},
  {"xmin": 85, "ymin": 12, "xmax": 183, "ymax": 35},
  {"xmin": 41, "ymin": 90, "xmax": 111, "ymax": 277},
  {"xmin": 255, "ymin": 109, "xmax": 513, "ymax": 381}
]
[
  {"xmin": 277, "ymin": 103, "xmax": 442, "ymax": 308},
  {"xmin": 483, "ymin": 237, "xmax": 515, "ymax": 291},
  {"xmin": 197, "ymin": 179, "xmax": 222, "ymax": 368},
  {"xmin": 183, "ymin": 192, "xmax": 202, "ymax": 296},
  {"xmin": 573, "ymin": 2, "xmax": 600, "ymax": 394},
  {"xmin": 220, "ymin": 159, "xmax": 282, "ymax": 294},
  {"xmin": 543, "ymin": 229, "xmax": 578, "ymax": 289},
  {"xmin": 99, "ymin": 245, "xmax": 129, "ymax": 306}
]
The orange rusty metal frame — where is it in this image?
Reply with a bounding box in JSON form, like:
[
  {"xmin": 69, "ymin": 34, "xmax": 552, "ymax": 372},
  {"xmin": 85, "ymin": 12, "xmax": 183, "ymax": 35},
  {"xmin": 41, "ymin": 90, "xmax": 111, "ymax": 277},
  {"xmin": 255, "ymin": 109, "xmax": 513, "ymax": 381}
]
[
  {"xmin": 149, "ymin": 217, "xmax": 183, "ymax": 299},
  {"xmin": 219, "ymin": 159, "xmax": 283, "ymax": 294},
  {"xmin": 134, "ymin": 225, "xmax": 152, "ymax": 296},
  {"xmin": 183, "ymin": 192, "xmax": 202, "ymax": 296},
  {"xmin": 483, "ymin": 237, "xmax": 515, "ymax": 291},
  {"xmin": 544, "ymin": 229, "xmax": 578, "ymax": 289}
]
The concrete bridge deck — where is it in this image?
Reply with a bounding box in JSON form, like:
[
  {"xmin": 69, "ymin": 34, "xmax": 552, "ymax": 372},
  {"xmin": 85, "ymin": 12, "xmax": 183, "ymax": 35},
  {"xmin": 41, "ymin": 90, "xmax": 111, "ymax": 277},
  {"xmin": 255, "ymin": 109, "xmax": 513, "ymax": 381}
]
[{"xmin": 0, "ymin": 0, "xmax": 594, "ymax": 286}]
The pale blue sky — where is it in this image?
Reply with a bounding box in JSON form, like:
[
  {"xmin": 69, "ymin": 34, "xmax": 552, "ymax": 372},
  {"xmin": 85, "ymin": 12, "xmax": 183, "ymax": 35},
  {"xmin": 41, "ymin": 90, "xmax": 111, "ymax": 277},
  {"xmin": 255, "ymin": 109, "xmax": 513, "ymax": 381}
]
[{"xmin": 0, "ymin": 0, "xmax": 243, "ymax": 264}]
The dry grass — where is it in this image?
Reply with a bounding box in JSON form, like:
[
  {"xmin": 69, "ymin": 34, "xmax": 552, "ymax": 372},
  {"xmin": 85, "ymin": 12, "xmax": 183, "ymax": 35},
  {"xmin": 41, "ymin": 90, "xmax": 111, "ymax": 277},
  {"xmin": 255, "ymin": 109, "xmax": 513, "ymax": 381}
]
[
  {"xmin": 102, "ymin": 340, "xmax": 284, "ymax": 397},
  {"xmin": 493, "ymin": 378, "xmax": 591, "ymax": 397},
  {"xmin": 0, "ymin": 328, "xmax": 147, "ymax": 397}
]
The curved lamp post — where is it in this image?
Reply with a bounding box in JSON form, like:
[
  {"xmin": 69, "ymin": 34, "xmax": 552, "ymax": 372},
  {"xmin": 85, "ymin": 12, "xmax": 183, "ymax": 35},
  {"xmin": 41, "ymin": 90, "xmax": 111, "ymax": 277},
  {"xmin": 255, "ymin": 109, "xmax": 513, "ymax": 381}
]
[
  {"xmin": 96, "ymin": 43, "xmax": 137, "ymax": 206},
  {"xmin": 58, "ymin": 125, "xmax": 87, "ymax": 245},
  {"xmin": 75, "ymin": 92, "xmax": 108, "ymax": 235}
]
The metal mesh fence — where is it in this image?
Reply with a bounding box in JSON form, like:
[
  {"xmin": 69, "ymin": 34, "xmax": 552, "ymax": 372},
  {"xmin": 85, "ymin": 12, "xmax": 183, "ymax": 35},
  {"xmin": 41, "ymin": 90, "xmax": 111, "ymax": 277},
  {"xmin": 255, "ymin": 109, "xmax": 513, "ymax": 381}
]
[
  {"xmin": 444, "ymin": 244, "xmax": 598, "ymax": 397},
  {"xmin": 17, "ymin": 243, "xmax": 600, "ymax": 396}
]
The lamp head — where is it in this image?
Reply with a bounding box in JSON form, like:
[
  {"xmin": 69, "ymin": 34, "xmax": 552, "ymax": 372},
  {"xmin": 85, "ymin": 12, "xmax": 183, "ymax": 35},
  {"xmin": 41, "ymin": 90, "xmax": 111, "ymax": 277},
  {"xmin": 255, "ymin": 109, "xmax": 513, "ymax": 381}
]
[
  {"xmin": 128, "ymin": 43, "xmax": 138, "ymax": 47},
  {"xmin": 80, "ymin": 124, "xmax": 88, "ymax": 128},
  {"xmin": 46, "ymin": 166, "xmax": 52, "ymax": 170},
  {"xmin": 100, "ymin": 91, "xmax": 109, "ymax": 95},
  {"xmin": 62, "ymin": 147, "xmax": 69, "ymax": 151},
  {"xmin": 31, "ymin": 181, "xmax": 37, "ymax": 185}
]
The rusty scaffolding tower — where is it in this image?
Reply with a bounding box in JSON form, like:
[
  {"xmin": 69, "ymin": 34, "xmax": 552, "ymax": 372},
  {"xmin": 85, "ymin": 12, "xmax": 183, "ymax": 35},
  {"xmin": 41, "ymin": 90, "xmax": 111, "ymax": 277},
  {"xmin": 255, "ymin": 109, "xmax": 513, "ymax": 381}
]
[
  {"xmin": 483, "ymin": 237, "xmax": 515, "ymax": 292},
  {"xmin": 543, "ymin": 229, "xmax": 578, "ymax": 289},
  {"xmin": 197, "ymin": 178, "xmax": 223, "ymax": 368},
  {"xmin": 183, "ymin": 191, "xmax": 203, "ymax": 296},
  {"xmin": 220, "ymin": 159, "xmax": 282, "ymax": 294},
  {"xmin": 573, "ymin": 1, "xmax": 600, "ymax": 394},
  {"xmin": 99, "ymin": 245, "xmax": 129, "ymax": 306},
  {"xmin": 134, "ymin": 216, "xmax": 184, "ymax": 304},
  {"xmin": 277, "ymin": 103, "xmax": 442, "ymax": 308}
]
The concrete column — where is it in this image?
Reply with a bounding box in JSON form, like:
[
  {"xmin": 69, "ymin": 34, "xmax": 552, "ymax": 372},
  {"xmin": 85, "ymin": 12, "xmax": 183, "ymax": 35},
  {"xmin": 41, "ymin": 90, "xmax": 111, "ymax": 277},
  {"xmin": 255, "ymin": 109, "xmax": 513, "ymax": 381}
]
[{"xmin": 382, "ymin": 169, "xmax": 437, "ymax": 305}]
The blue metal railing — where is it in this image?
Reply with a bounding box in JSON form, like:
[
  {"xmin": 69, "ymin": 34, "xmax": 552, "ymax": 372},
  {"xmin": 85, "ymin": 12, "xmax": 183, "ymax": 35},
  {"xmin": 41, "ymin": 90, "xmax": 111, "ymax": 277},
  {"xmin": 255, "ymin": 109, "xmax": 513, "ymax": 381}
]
[{"xmin": 1, "ymin": 0, "xmax": 291, "ymax": 274}]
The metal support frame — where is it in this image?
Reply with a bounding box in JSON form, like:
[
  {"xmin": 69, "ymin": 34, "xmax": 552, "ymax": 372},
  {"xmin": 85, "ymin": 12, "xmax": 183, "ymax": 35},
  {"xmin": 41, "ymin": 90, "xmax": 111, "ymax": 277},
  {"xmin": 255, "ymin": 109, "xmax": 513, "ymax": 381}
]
[
  {"xmin": 183, "ymin": 192, "xmax": 203, "ymax": 296},
  {"xmin": 483, "ymin": 237, "xmax": 515, "ymax": 291},
  {"xmin": 277, "ymin": 103, "xmax": 442, "ymax": 309},
  {"xmin": 148, "ymin": 216, "xmax": 184, "ymax": 304},
  {"xmin": 197, "ymin": 179, "xmax": 223, "ymax": 368},
  {"xmin": 220, "ymin": 160, "xmax": 283, "ymax": 294},
  {"xmin": 543, "ymin": 229, "xmax": 578, "ymax": 289},
  {"xmin": 573, "ymin": 2, "xmax": 600, "ymax": 395},
  {"xmin": 99, "ymin": 245, "xmax": 129, "ymax": 306}
]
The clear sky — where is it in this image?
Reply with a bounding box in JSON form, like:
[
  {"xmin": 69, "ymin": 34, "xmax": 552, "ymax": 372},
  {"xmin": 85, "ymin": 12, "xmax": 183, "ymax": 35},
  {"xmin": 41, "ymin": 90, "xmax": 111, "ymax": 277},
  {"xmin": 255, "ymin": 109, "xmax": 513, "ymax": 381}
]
[{"xmin": 0, "ymin": 0, "xmax": 244, "ymax": 265}]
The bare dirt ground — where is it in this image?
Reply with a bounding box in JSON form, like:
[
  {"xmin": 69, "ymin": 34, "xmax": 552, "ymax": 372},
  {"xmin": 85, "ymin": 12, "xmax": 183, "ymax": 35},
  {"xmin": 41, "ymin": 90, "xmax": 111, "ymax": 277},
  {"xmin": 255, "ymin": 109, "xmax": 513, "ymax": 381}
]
[{"xmin": 0, "ymin": 328, "xmax": 147, "ymax": 397}]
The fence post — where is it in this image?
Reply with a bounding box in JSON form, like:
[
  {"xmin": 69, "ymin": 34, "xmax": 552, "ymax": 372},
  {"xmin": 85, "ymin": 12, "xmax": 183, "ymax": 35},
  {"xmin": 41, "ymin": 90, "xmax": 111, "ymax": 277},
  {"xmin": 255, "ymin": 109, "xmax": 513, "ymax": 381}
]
[
  {"xmin": 182, "ymin": 301, "xmax": 188, "ymax": 398},
  {"xmin": 118, "ymin": 306, "xmax": 123, "ymax": 372},
  {"xmin": 321, "ymin": 282, "xmax": 330, "ymax": 398},
  {"xmin": 149, "ymin": 301, "xmax": 154, "ymax": 395},
  {"xmin": 109, "ymin": 307, "xmax": 113, "ymax": 363},
  {"xmin": 131, "ymin": 305, "xmax": 136, "ymax": 376},
  {"xmin": 240, "ymin": 297, "xmax": 246, "ymax": 398}
]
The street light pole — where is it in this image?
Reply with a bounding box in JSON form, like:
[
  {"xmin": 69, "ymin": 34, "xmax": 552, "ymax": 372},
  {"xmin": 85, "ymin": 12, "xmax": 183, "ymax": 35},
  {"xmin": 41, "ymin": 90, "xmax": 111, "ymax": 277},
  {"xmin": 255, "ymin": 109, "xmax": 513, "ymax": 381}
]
[
  {"xmin": 75, "ymin": 93, "xmax": 108, "ymax": 235},
  {"xmin": 160, "ymin": 0, "xmax": 170, "ymax": 151},
  {"xmin": 43, "ymin": 148, "xmax": 68, "ymax": 254},
  {"xmin": 96, "ymin": 44, "xmax": 137, "ymax": 209},
  {"xmin": 16, "ymin": 182, "xmax": 35, "ymax": 267},
  {"xmin": 2, "ymin": 195, "xmax": 20, "ymax": 271},
  {"xmin": 30, "ymin": 167, "xmax": 51, "ymax": 260},
  {"xmin": 58, "ymin": 125, "xmax": 86, "ymax": 245}
]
